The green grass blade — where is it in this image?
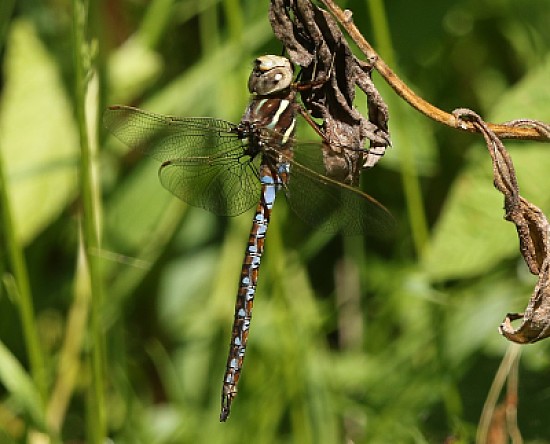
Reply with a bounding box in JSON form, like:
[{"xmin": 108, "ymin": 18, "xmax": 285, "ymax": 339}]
[
  {"xmin": 0, "ymin": 339, "xmax": 46, "ymax": 431},
  {"xmin": 367, "ymin": 0, "xmax": 429, "ymax": 255},
  {"xmin": 0, "ymin": 108, "xmax": 46, "ymax": 406},
  {"xmin": 71, "ymin": 0, "xmax": 106, "ymax": 442}
]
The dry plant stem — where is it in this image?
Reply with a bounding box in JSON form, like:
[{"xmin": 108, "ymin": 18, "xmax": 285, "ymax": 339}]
[
  {"xmin": 476, "ymin": 344, "xmax": 522, "ymax": 444},
  {"xmin": 46, "ymin": 234, "xmax": 90, "ymax": 433},
  {"xmin": 506, "ymin": 353, "xmax": 523, "ymax": 444},
  {"xmin": 319, "ymin": 0, "xmax": 549, "ymax": 142}
]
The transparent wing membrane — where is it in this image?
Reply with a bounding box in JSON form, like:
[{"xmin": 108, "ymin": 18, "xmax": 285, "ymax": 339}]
[
  {"xmin": 104, "ymin": 106, "xmax": 260, "ymax": 215},
  {"xmin": 104, "ymin": 106, "xmax": 240, "ymax": 161},
  {"xmin": 286, "ymin": 143, "xmax": 394, "ymax": 237}
]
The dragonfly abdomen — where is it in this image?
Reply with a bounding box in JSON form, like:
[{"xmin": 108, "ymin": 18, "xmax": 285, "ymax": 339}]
[{"xmin": 220, "ymin": 165, "xmax": 282, "ymax": 421}]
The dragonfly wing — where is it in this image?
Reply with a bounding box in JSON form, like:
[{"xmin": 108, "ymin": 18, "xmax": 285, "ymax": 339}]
[
  {"xmin": 104, "ymin": 105, "xmax": 241, "ymax": 161},
  {"xmin": 285, "ymin": 143, "xmax": 394, "ymax": 237},
  {"xmin": 158, "ymin": 153, "xmax": 261, "ymax": 216},
  {"xmin": 104, "ymin": 105, "xmax": 260, "ymax": 216}
]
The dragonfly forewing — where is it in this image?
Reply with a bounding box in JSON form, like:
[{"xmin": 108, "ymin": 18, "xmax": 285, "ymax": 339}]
[
  {"xmin": 104, "ymin": 106, "xmax": 240, "ymax": 161},
  {"xmin": 104, "ymin": 105, "xmax": 262, "ymax": 216}
]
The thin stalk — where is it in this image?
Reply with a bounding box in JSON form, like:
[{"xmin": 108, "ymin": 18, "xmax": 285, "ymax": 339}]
[
  {"xmin": 71, "ymin": 0, "xmax": 106, "ymax": 442},
  {"xmin": 366, "ymin": 0, "xmax": 428, "ymax": 253},
  {"xmin": 506, "ymin": 351, "xmax": 523, "ymax": 444},
  {"xmin": 46, "ymin": 229, "xmax": 90, "ymax": 435},
  {"xmin": 138, "ymin": 0, "xmax": 176, "ymax": 49},
  {"xmin": 0, "ymin": 147, "xmax": 47, "ymax": 405},
  {"xmin": 199, "ymin": 2, "xmax": 220, "ymax": 56},
  {"xmin": 222, "ymin": 0, "xmax": 244, "ymax": 43},
  {"xmin": 476, "ymin": 343, "xmax": 521, "ymax": 444},
  {"xmin": 0, "ymin": 0, "xmax": 46, "ymax": 410}
]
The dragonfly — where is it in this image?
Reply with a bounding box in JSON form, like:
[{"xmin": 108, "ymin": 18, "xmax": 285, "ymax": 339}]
[{"xmin": 104, "ymin": 55, "xmax": 393, "ymax": 421}]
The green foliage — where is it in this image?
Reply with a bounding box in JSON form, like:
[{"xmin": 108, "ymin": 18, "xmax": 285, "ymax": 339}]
[
  {"xmin": 0, "ymin": 0, "xmax": 549, "ymax": 443},
  {"xmin": 0, "ymin": 19, "xmax": 78, "ymax": 245}
]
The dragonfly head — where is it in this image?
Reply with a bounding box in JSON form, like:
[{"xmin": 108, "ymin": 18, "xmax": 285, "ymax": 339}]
[{"xmin": 248, "ymin": 55, "xmax": 294, "ymax": 96}]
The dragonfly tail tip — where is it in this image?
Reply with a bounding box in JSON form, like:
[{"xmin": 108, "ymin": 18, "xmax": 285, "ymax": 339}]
[{"xmin": 220, "ymin": 395, "xmax": 232, "ymax": 422}]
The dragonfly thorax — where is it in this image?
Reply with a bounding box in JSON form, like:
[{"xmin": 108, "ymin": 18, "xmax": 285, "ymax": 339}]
[{"xmin": 235, "ymin": 122, "xmax": 264, "ymax": 159}]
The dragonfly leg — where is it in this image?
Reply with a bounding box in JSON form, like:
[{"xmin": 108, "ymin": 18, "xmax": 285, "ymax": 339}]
[{"xmin": 296, "ymin": 105, "xmax": 327, "ymax": 140}]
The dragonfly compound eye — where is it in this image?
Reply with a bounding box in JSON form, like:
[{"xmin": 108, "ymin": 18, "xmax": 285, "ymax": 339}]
[{"xmin": 248, "ymin": 55, "xmax": 294, "ymax": 96}]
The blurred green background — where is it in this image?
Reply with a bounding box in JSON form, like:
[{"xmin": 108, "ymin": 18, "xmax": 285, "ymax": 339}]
[{"xmin": 1, "ymin": 0, "xmax": 549, "ymax": 442}]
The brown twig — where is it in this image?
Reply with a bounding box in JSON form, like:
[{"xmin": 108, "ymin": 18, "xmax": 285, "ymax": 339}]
[{"xmin": 319, "ymin": 0, "xmax": 550, "ymax": 142}]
